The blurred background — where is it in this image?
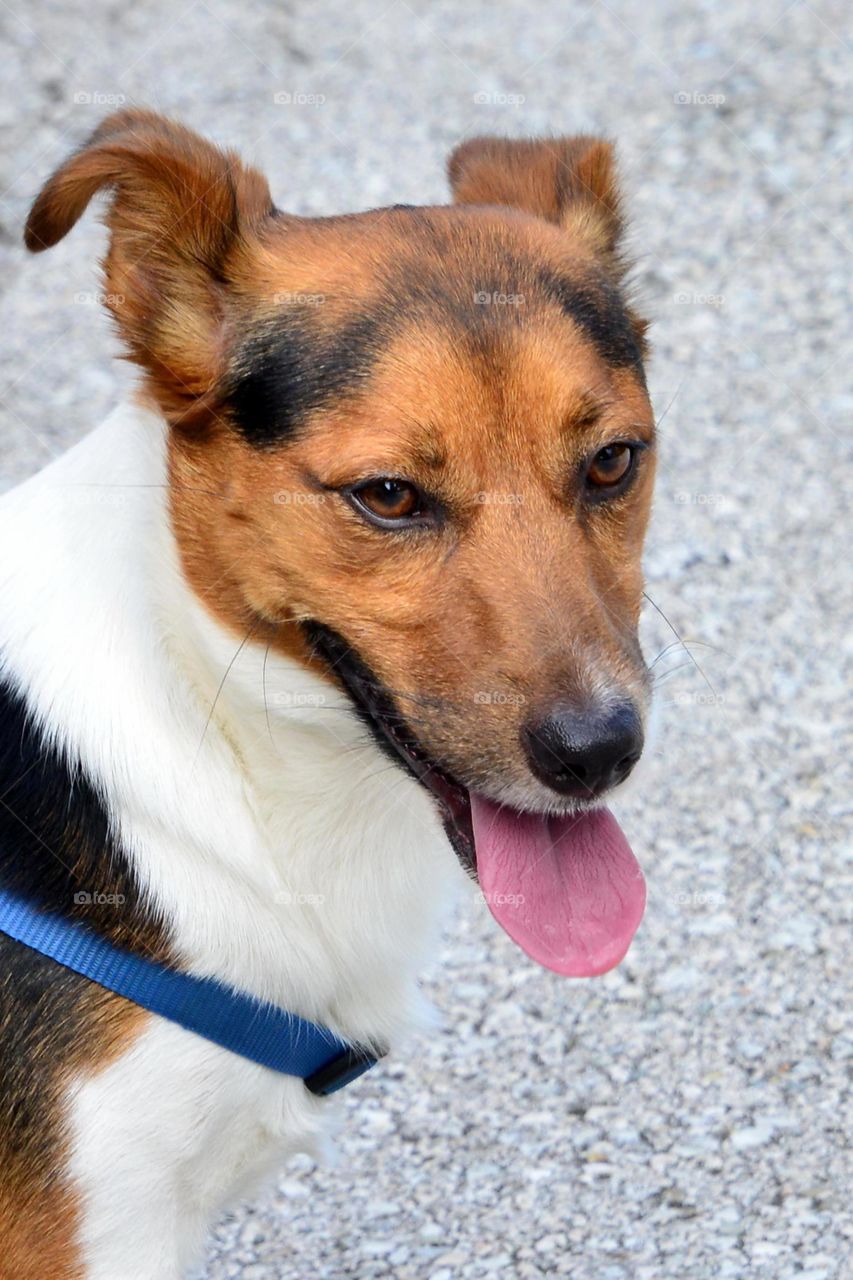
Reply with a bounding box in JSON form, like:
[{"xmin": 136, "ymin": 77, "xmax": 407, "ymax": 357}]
[{"xmin": 1, "ymin": 2, "xmax": 850, "ymax": 1277}]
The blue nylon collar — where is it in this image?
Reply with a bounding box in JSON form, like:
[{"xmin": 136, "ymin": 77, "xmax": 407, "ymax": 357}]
[{"xmin": 0, "ymin": 888, "xmax": 378, "ymax": 1095}]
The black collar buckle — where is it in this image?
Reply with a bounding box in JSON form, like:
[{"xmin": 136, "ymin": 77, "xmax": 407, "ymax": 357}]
[{"xmin": 304, "ymin": 1045, "xmax": 381, "ymax": 1096}]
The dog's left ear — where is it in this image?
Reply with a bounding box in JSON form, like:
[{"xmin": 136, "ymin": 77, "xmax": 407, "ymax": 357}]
[
  {"xmin": 25, "ymin": 109, "xmax": 274, "ymax": 428},
  {"xmin": 447, "ymin": 135, "xmax": 623, "ymax": 267}
]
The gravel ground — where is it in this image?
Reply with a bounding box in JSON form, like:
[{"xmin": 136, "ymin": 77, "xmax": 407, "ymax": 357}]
[{"xmin": 2, "ymin": 2, "xmax": 851, "ymax": 1278}]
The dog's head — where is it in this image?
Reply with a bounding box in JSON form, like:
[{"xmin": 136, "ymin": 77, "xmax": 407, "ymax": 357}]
[{"xmin": 27, "ymin": 112, "xmax": 656, "ymax": 977}]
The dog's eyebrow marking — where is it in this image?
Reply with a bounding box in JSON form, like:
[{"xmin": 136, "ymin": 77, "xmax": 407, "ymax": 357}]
[
  {"xmin": 536, "ymin": 269, "xmax": 644, "ymax": 372},
  {"xmin": 385, "ymin": 419, "xmax": 448, "ymax": 474},
  {"xmin": 564, "ymin": 390, "xmax": 607, "ymax": 430},
  {"xmin": 410, "ymin": 441, "xmax": 447, "ymax": 472},
  {"xmin": 228, "ymin": 309, "xmax": 384, "ymax": 447}
]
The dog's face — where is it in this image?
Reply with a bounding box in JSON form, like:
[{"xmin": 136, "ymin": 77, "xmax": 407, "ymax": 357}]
[
  {"xmin": 203, "ymin": 213, "xmax": 655, "ymax": 815},
  {"xmin": 27, "ymin": 114, "xmax": 656, "ymax": 974}
]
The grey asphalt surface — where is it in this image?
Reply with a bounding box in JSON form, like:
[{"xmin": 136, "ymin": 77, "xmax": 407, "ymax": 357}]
[{"xmin": 2, "ymin": 2, "xmax": 851, "ymax": 1278}]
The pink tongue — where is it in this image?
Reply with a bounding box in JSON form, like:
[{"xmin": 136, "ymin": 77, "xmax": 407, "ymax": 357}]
[{"xmin": 470, "ymin": 796, "xmax": 646, "ymax": 977}]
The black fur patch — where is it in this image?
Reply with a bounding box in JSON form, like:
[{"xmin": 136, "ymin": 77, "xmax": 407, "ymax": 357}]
[
  {"xmin": 537, "ymin": 269, "xmax": 644, "ymax": 370},
  {"xmin": 0, "ymin": 671, "xmax": 167, "ymax": 1215},
  {"xmin": 0, "ymin": 930, "xmax": 109, "ymax": 1194},
  {"xmin": 0, "ymin": 672, "xmax": 169, "ymax": 956},
  {"xmin": 228, "ymin": 309, "xmax": 384, "ymax": 447}
]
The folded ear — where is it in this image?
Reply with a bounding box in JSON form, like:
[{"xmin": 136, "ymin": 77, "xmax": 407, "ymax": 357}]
[
  {"xmin": 25, "ymin": 109, "xmax": 274, "ymax": 426},
  {"xmin": 447, "ymin": 135, "xmax": 623, "ymax": 266}
]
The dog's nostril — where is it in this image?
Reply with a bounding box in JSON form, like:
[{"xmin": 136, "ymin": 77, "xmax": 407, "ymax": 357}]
[{"xmin": 614, "ymin": 753, "xmax": 639, "ymax": 782}]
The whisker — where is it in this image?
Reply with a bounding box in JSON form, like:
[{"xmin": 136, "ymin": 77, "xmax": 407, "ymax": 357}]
[
  {"xmin": 643, "ymin": 591, "xmax": 718, "ymax": 696},
  {"xmin": 193, "ymin": 617, "xmax": 262, "ymax": 765},
  {"xmin": 648, "ymin": 640, "xmax": 683, "ymax": 670},
  {"xmin": 649, "ymin": 638, "xmax": 720, "ymax": 672},
  {"xmin": 653, "ymin": 377, "xmax": 687, "ymax": 433},
  {"xmin": 258, "ymin": 698, "xmax": 434, "ymax": 731},
  {"xmin": 262, "ymin": 640, "xmax": 276, "ymax": 750},
  {"xmin": 653, "ymin": 659, "xmax": 697, "ymax": 685}
]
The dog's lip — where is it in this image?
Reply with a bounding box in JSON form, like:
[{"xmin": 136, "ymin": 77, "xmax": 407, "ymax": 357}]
[
  {"xmin": 303, "ymin": 622, "xmax": 477, "ymax": 876},
  {"xmin": 380, "ymin": 714, "xmax": 477, "ymax": 875}
]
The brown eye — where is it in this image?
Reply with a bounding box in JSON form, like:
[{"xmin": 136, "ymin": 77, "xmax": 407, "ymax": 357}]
[
  {"xmin": 349, "ymin": 478, "xmax": 428, "ymax": 526},
  {"xmin": 586, "ymin": 443, "xmax": 635, "ymax": 492}
]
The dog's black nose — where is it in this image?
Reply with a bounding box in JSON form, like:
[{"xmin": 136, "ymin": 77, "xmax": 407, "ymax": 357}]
[{"xmin": 522, "ymin": 702, "xmax": 643, "ymax": 799}]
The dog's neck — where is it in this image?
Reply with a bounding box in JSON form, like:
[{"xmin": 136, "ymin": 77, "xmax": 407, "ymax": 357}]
[{"xmin": 0, "ymin": 399, "xmax": 463, "ymax": 1047}]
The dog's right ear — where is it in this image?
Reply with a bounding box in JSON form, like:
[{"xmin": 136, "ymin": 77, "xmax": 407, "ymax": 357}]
[
  {"xmin": 25, "ymin": 110, "xmax": 274, "ymax": 427},
  {"xmin": 448, "ymin": 135, "xmax": 623, "ymax": 269}
]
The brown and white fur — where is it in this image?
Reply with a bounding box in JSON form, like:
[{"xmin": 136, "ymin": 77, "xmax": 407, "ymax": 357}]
[{"xmin": 0, "ymin": 113, "xmax": 656, "ymax": 1278}]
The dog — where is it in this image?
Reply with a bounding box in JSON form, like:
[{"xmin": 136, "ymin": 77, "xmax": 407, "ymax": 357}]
[{"xmin": 0, "ymin": 111, "xmax": 656, "ymax": 1278}]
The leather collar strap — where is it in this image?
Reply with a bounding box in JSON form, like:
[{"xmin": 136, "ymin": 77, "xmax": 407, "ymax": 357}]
[{"xmin": 0, "ymin": 889, "xmax": 378, "ymax": 1095}]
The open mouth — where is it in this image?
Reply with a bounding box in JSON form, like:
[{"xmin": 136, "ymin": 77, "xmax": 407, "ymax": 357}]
[{"xmin": 305, "ymin": 622, "xmax": 647, "ymax": 979}]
